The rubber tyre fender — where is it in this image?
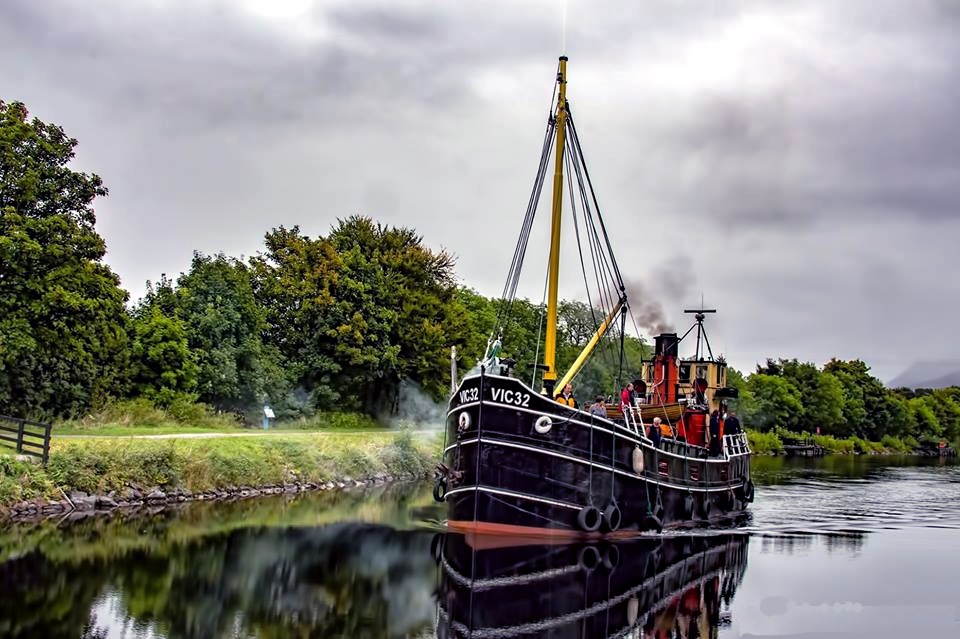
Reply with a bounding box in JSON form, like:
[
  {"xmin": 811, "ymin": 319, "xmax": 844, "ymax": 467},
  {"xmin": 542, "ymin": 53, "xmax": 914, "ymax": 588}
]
[
  {"xmin": 432, "ymin": 476, "xmax": 447, "ymax": 503},
  {"xmin": 603, "ymin": 503, "xmax": 622, "ymax": 532},
  {"xmin": 743, "ymin": 479, "xmax": 755, "ymax": 503},
  {"xmin": 643, "ymin": 513, "xmax": 663, "ymax": 533},
  {"xmin": 701, "ymin": 497, "xmax": 712, "ymax": 520},
  {"xmin": 577, "ymin": 505, "xmax": 602, "ymax": 532},
  {"xmin": 683, "ymin": 493, "xmax": 696, "ymax": 519}
]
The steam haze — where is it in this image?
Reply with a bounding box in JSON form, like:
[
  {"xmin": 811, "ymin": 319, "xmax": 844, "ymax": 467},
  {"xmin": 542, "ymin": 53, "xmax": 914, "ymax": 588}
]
[{"xmin": 2, "ymin": 0, "xmax": 958, "ymax": 382}]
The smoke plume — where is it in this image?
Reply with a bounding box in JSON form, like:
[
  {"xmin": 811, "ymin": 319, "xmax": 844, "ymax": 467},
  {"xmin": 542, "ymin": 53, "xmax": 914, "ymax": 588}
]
[
  {"xmin": 623, "ymin": 256, "xmax": 696, "ymax": 337},
  {"xmin": 387, "ymin": 380, "xmax": 446, "ymax": 430}
]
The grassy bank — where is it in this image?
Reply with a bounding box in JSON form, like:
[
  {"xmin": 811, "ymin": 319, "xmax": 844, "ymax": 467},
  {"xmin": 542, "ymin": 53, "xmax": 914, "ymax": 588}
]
[
  {"xmin": 745, "ymin": 429, "xmax": 934, "ymax": 455},
  {"xmin": 0, "ymin": 430, "xmax": 442, "ymax": 510},
  {"xmin": 53, "ymin": 399, "xmax": 386, "ymax": 436}
]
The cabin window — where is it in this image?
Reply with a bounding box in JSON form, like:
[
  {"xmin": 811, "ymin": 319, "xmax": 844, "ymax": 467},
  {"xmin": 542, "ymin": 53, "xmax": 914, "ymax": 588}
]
[
  {"xmin": 716, "ymin": 366, "xmax": 723, "ymax": 385},
  {"xmin": 696, "ymin": 365, "xmax": 708, "ymax": 382},
  {"xmin": 679, "ymin": 364, "xmax": 691, "ymax": 382}
]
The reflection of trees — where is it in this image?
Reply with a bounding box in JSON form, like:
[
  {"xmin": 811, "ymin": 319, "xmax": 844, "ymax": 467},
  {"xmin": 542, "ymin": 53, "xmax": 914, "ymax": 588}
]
[
  {"xmin": 758, "ymin": 532, "xmax": 865, "ymax": 556},
  {"xmin": 0, "ymin": 551, "xmax": 108, "ymax": 638},
  {"xmin": 111, "ymin": 523, "xmax": 437, "ymax": 638},
  {"xmin": 0, "ymin": 521, "xmax": 439, "ymax": 639}
]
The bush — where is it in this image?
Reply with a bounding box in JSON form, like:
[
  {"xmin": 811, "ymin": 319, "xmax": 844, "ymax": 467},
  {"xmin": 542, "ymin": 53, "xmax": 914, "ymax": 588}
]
[
  {"xmin": 0, "ymin": 458, "xmax": 56, "ymax": 504},
  {"xmin": 747, "ymin": 430, "xmax": 783, "ymax": 455},
  {"xmin": 880, "ymin": 435, "xmax": 909, "ymax": 452},
  {"xmin": 288, "ymin": 412, "xmax": 382, "ymax": 430}
]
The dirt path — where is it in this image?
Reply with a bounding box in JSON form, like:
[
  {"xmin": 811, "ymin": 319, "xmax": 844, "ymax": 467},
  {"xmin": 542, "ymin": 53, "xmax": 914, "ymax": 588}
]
[{"xmin": 58, "ymin": 429, "xmax": 437, "ymax": 440}]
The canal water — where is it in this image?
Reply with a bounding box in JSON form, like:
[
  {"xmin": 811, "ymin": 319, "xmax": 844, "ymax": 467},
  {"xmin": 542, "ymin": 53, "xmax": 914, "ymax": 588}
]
[{"xmin": 0, "ymin": 456, "xmax": 957, "ymax": 638}]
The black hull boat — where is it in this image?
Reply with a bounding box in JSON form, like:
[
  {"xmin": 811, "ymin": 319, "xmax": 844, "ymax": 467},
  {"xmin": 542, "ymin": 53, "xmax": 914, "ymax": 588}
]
[
  {"xmin": 435, "ymin": 531, "xmax": 750, "ymax": 638},
  {"xmin": 433, "ymin": 56, "xmax": 753, "ymax": 537},
  {"xmin": 439, "ymin": 371, "xmax": 752, "ymax": 536}
]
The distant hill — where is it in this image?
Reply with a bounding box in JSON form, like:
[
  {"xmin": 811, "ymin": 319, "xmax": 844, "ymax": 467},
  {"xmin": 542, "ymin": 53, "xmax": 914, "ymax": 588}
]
[{"xmin": 887, "ymin": 361, "xmax": 960, "ymax": 389}]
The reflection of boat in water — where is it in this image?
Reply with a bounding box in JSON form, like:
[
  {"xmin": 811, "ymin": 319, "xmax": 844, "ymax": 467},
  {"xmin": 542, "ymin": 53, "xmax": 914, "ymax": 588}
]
[{"xmin": 435, "ymin": 532, "xmax": 749, "ymax": 639}]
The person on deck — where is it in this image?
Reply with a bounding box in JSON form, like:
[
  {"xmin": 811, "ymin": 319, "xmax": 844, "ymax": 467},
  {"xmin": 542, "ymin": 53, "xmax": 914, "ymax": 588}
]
[
  {"xmin": 659, "ymin": 417, "xmax": 674, "ymax": 438},
  {"xmin": 725, "ymin": 411, "xmax": 742, "ymax": 435},
  {"xmin": 708, "ymin": 410, "xmax": 723, "ymax": 456},
  {"xmin": 620, "ymin": 382, "xmax": 634, "ymax": 407},
  {"xmin": 589, "ymin": 395, "xmax": 607, "ymax": 417},
  {"xmin": 555, "ymin": 383, "xmax": 578, "ymax": 409},
  {"xmin": 648, "ymin": 417, "xmax": 662, "ymax": 445}
]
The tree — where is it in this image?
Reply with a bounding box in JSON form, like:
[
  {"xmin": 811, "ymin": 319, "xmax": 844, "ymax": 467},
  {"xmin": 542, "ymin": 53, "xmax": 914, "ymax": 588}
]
[
  {"xmin": 0, "ymin": 100, "xmax": 130, "ymax": 417},
  {"xmin": 174, "ymin": 253, "xmax": 286, "ymax": 412},
  {"xmin": 824, "ymin": 359, "xmax": 889, "ymax": 438},
  {"xmin": 252, "ymin": 217, "xmax": 464, "ymax": 414},
  {"xmin": 129, "ymin": 308, "xmax": 198, "ymax": 403},
  {"xmin": 741, "ymin": 374, "xmax": 804, "ymax": 432},
  {"xmin": 805, "ymin": 372, "xmax": 846, "ymax": 435}
]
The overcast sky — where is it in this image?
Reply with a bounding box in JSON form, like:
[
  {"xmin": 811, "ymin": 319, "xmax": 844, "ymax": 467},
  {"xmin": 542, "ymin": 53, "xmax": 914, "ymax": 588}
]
[{"xmin": 3, "ymin": 0, "xmax": 958, "ymax": 382}]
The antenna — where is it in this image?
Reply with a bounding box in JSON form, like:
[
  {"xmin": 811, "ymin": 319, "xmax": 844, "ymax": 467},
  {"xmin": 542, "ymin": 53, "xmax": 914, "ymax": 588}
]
[{"xmin": 680, "ymin": 308, "xmax": 716, "ymax": 360}]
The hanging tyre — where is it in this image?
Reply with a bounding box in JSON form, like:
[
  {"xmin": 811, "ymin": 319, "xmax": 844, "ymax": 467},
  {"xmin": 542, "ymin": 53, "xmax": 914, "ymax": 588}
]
[
  {"xmin": 577, "ymin": 505, "xmax": 602, "ymax": 532},
  {"xmin": 683, "ymin": 493, "xmax": 696, "ymax": 519},
  {"xmin": 432, "ymin": 476, "xmax": 447, "ymax": 502},
  {"xmin": 743, "ymin": 479, "xmax": 755, "ymax": 503},
  {"xmin": 603, "ymin": 503, "xmax": 622, "ymax": 532},
  {"xmin": 701, "ymin": 497, "xmax": 712, "ymax": 520}
]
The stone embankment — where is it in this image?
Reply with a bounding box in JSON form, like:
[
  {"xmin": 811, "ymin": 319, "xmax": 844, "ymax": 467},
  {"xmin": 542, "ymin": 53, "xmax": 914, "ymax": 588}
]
[{"xmin": 4, "ymin": 471, "xmax": 431, "ymax": 522}]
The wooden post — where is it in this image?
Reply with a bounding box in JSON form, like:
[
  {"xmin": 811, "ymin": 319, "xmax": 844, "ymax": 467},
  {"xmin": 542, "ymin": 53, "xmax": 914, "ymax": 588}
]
[
  {"xmin": 43, "ymin": 421, "xmax": 52, "ymax": 465},
  {"xmin": 15, "ymin": 418, "xmax": 24, "ymax": 455}
]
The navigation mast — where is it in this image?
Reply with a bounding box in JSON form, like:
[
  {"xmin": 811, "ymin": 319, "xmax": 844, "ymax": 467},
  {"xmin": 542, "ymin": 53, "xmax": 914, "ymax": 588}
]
[{"xmin": 542, "ymin": 56, "xmax": 568, "ymax": 397}]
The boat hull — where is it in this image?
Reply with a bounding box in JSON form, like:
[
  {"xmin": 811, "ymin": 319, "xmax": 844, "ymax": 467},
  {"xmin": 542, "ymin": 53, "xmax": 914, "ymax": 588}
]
[{"xmin": 438, "ymin": 370, "xmax": 753, "ymax": 535}]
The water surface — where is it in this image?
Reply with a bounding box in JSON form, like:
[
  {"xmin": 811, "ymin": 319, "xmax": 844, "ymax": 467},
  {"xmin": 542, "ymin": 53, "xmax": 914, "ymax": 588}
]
[{"xmin": 1, "ymin": 456, "xmax": 957, "ymax": 638}]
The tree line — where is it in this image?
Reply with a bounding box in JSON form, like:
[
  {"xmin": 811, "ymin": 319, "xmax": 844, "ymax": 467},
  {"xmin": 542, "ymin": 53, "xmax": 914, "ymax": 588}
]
[
  {"xmin": 732, "ymin": 359, "xmax": 960, "ymax": 445},
  {"xmin": 0, "ymin": 99, "xmax": 640, "ymax": 422},
  {"xmin": 2, "ymin": 99, "xmax": 957, "ymax": 445}
]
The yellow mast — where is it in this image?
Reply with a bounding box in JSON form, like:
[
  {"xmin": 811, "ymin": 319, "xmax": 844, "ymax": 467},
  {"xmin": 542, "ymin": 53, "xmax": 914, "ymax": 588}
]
[{"xmin": 542, "ymin": 55, "xmax": 568, "ymax": 396}]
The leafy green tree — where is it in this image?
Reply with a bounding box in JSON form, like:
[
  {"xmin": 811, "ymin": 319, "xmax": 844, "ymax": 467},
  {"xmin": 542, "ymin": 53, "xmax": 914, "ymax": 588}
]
[
  {"xmin": 741, "ymin": 374, "xmax": 804, "ymax": 432},
  {"xmin": 0, "ymin": 100, "xmax": 130, "ymax": 417},
  {"xmin": 907, "ymin": 397, "xmax": 942, "ymax": 441},
  {"xmin": 174, "ymin": 253, "xmax": 287, "ymax": 412},
  {"xmin": 251, "ymin": 225, "xmax": 344, "ymax": 410},
  {"xmin": 824, "ymin": 359, "xmax": 890, "ymax": 438},
  {"xmin": 129, "ymin": 308, "xmax": 198, "ymax": 404},
  {"xmin": 252, "ymin": 217, "xmax": 464, "ymax": 413},
  {"xmin": 805, "ymin": 372, "xmax": 846, "ymax": 435}
]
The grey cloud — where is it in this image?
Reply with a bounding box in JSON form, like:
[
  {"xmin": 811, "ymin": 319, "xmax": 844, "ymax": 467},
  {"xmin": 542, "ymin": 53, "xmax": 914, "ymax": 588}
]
[{"xmin": 2, "ymin": 0, "xmax": 959, "ymax": 382}]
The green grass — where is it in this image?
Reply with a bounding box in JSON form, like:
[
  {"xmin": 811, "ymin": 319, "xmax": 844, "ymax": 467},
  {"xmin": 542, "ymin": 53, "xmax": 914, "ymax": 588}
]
[
  {"xmin": 55, "ymin": 399, "xmax": 388, "ymax": 436},
  {"xmin": 0, "ymin": 430, "xmax": 442, "ymax": 509}
]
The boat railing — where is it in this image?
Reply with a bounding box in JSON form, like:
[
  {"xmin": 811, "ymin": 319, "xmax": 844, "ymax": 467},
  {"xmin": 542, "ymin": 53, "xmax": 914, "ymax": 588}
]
[
  {"xmin": 623, "ymin": 403, "xmax": 643, "ymax": 436},
  {"xmin": 723, "ymin": 432, "xmax": 751, "ymax": 457}
]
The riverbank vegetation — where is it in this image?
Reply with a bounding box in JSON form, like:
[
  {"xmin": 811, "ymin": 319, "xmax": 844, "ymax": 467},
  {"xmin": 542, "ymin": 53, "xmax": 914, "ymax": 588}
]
[
  {"xmin": 2, "ymin": 99, "xmax": 958, "ymax": 454},
  {"xmin": 0, "ymin": 430, "xmax": 439, "ymax": 509},
  {"xmin": 733, "ymin": 359, "xmax": 960, "ymax": 450}
]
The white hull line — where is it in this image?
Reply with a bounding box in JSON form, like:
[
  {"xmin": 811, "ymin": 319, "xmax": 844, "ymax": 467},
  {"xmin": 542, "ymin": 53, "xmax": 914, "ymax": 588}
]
[
  {"xmin": 446, "ymin": 437, "xmax": 742, "ymax": 494},
  {"xmin": 443, "ymin": 484, "xmax": 582, "ymax": 510}
]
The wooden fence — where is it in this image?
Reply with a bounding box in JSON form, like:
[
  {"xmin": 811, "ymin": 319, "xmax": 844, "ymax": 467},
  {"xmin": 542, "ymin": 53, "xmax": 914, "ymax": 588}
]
[{"xmin": 0, "ymin": 415, "xmax": 52, "ymax": 464}]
